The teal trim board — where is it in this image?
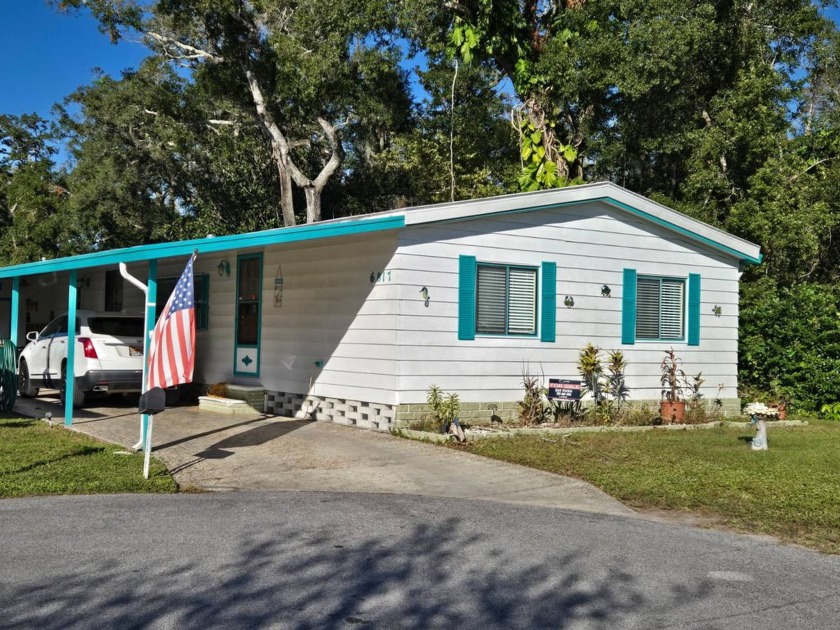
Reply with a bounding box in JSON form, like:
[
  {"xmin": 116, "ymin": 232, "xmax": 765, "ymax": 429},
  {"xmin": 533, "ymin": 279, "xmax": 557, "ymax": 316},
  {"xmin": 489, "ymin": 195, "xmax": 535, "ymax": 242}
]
[
  {"xmin": 688, "ymin": 273, "xmax": 701, "ymax": 346},
  {"xmin": 622, "ymin": 268, "xmax": 637, "ymax": 345},
  {"xmin": 0, "ymin": 215, "xmax": 405, "ymax": 280},
  {"xmin": 540, "ymin": 261, "xmax": 556, "ymax": 342},
  {"xmin": 234, "ymin": 252, "xmax": 263, "ymax": 377},
  {"xmin": 458, "ymin": 255, "xmax": 476, "ymax": 341}
]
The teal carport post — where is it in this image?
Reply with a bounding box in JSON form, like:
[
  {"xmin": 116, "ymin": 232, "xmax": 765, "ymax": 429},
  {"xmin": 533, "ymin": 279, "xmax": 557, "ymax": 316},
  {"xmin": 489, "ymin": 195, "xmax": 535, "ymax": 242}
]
[
  {"xmin": 10, "ymin": 277, "xmax": 19, "ymax": 347},
  {"xmin": 141, "ymin": 260, "xmax": 157, "ymax": 449},
  {"xmin": 64, "ymin": 270, "xmax": 78, "ymax": 426}
]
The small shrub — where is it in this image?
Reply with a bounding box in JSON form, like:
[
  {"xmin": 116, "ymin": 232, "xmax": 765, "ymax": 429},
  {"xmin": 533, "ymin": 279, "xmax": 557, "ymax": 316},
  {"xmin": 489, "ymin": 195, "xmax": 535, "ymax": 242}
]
[
  {"xmin": 578, "ymin": 345, "xmax": 633, "ymax": 424},
  {"xmin": 519, "ymin": 370, "xmax": 551, "ymax": 426},
  {"xmin": 614, "ymin": 404, "xmax": 660, "ymax": 426},
  {"xmin": 820, "ymin": 402, "xmax": 840, "ymax": 421},
  {"xmin": 604, "ymin": 350, "xmax": 629, "ymax": 411},
  {"xmin": 419, "ymin": 384, "xmax": 461, "ymax": 431},
  {"xmin": 578, "ymin": 344, "xmax": 605, "ymax": 404},
  {"xmin": 660, "ymin": 348, "xmax": 686, "ymax": 402},
  {"xmin": 550, "ymin": 399, "xmax": 583, "ymax": 423}
]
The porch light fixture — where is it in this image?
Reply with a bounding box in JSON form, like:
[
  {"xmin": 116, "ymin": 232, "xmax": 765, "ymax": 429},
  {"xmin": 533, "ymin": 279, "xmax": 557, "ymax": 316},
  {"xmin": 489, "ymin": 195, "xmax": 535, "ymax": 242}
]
[
  {"xmin": 564, "ymin": 295, "xmax": 575, "ymax": 308},
  {"xmin": 217, "ymin": 259, "xmax": 231, "ymax": 277},
  {"xmin": 601, "ymin": 284, "xmax": 611, "ymax": 297}
]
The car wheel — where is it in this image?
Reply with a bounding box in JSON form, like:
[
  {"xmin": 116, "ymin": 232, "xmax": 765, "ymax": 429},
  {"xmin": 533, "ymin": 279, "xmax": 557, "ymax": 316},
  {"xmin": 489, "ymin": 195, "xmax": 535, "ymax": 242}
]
[
  {"xmin": 59, "ymin": 364, "xmax": 86, "ymax": 409},
  {"xmin": 18, "ymin": 359, "xmax": 40, "ymax": 398}
]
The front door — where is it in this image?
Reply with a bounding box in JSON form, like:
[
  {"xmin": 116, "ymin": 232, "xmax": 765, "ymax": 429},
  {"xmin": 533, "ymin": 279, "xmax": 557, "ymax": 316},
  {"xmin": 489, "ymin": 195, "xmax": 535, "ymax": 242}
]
[{"xmin": 234, "ymin": 253, "xmax": 262, "ymax": 377}]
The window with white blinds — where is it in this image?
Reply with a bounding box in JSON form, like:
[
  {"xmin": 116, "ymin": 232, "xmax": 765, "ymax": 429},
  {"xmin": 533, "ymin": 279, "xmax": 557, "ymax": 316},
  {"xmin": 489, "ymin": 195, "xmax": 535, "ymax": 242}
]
[
  {"xmin": 636, "ymin": 276, "xmax": 685, "ymax": 340},
  {"xmin": 476, "ymin": 264, "xmax": 537, "ymax": 335}
]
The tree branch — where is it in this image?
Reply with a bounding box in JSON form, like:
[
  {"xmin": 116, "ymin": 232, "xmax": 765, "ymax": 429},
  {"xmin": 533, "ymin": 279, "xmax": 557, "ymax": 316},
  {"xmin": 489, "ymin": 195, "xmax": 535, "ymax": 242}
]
[{"xmin": 146, "ymin": 31, "xmax": 224, "ymax": 63}]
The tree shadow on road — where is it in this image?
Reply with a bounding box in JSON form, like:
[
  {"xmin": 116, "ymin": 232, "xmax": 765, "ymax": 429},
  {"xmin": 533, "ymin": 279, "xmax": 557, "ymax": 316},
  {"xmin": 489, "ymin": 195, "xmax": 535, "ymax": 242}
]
[{"xmin": 1, "ymin": 495, "xmax": 713, "ymax": 629}]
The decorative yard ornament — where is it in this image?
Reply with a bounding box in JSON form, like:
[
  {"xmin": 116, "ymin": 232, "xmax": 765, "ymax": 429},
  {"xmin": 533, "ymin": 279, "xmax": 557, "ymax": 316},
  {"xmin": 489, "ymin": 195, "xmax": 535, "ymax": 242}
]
[
  {"xmin": 564, "ymin": 295, "xmax": 575, "ymax": 308},
  {"xmin": 420, "ymin": 286, "xmax": 430, "ymax": 307},
  {"xmin": 744, "ymin": 403, "xmax": 778, "ymax": 451},
  {"xmin": 601, "ymin": 284, "xmax": 611, "ymax": 297}
]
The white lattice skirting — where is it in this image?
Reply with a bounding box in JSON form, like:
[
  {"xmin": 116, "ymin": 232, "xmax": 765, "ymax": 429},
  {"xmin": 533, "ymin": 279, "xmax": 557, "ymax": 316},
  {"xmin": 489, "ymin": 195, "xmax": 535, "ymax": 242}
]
[{"xmin": 265, "ymin": 391, "xmax": 395, "ymax": 431}]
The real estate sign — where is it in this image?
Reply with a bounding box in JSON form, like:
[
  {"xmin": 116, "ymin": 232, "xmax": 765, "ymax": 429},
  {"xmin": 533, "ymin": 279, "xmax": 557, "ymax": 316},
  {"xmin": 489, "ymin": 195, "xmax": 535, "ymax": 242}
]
[{"xmin": 548, "ymin": 379, "xmax": 582, "ymax": 400}]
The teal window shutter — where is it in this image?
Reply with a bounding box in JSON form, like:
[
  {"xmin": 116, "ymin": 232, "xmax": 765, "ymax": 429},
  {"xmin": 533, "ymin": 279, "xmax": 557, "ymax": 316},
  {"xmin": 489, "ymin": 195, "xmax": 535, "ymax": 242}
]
[
  {"xmin": 540, "ymin": 262, "xmax": 556, "ymax": 342},
  {"xmin": 622, "ymin": 268, "xmax": 637, "ymax": 345},
  {"xmin": 688, "ymin": 273, "xmax": 701, "ymax": 346},
  {"xmin": 458, "ymin": 255, "xmax": 477, "ymax": 340}
]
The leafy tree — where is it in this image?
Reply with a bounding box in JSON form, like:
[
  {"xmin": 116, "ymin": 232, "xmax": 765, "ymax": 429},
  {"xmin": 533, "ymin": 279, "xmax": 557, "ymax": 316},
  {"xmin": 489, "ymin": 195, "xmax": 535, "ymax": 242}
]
[
  {"xmin": 740, "ymin": 278, "xmax": 840, "ymax": 411},
  {"xmin": 336, "ymin": 57, "xmax": 518, "ymax": 212},
  {"xmin": 0, "ymin": 114, "xmax": 72, "ymax": 263},
  {"xmin": 56, "ymin": 0, "xmax": 413, "ymax": 225}
]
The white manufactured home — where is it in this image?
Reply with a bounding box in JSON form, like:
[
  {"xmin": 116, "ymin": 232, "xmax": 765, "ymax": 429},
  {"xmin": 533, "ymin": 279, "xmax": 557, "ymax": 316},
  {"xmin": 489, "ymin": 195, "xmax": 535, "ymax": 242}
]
[{"xmin": 0, "ymin": 182, "xmax": 761, "ymax": 428}]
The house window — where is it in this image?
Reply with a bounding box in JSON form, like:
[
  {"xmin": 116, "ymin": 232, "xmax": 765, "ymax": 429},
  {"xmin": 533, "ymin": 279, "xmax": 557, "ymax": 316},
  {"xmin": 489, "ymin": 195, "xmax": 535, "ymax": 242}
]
[
  {"xmin": 636, "ymin": 276, "xmax": 685, "ymax": 341},
  {"xmin": 476, "ymin": 264, "xmax": 537, "ymax": 336},
  {"xmin": 156, "ymin": 273, "xmax": 209, "ymax": 330}
]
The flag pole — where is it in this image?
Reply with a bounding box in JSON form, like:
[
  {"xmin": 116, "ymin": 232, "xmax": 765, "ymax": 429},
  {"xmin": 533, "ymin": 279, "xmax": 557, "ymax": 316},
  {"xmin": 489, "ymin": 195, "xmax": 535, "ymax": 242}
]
[
  {"xmin": 142, "ymin": 249, "xmax": 199, "ymax": 479},
  {"xmin": 143, "ymin": 415, "xmax": 154, "ymax": 479},
  {"xmin": 119, "ymin": 262, "xmax": 154, "ymax": 451}
]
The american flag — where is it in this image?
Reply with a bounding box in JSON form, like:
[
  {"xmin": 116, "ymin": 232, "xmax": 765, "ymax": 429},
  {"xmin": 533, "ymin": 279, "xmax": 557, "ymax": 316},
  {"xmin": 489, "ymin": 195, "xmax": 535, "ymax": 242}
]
[{"xmin": 147, "ymin": 254, "xmax": 196, "ymax": 390}]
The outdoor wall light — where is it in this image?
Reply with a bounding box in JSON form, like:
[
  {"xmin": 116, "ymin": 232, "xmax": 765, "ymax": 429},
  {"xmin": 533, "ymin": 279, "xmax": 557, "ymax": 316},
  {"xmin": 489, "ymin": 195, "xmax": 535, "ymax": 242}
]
[
  {"xmin": 601, "ymin": 284, "xmax": 611, "ymax": 297},
  {"xmin": 217, "ymin": 259, "xmax": 231, "ymax": 277},
  {"xmin": 420, "ymin": 286, "xmax": 430, "ymax": 307},
  {"xmin": 564, "ymin": 295, "xmax": 575, "ymax": 308}
]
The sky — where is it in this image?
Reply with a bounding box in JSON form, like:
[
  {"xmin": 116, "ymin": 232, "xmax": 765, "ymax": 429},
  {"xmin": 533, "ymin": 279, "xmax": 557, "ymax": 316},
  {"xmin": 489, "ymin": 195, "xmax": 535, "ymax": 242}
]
[
  {"xmin": 2, "ymin": 2, "xmax": 840, "ymax": 123},
  {"xmin": 0, "ymin": 1, "xmax": 149, "ymax": 120}
]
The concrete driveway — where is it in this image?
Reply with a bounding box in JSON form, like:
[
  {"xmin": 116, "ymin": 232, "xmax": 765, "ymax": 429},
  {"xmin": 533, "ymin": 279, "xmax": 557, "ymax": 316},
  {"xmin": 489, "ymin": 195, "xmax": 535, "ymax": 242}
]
[{"xmin": 13, "ymin": 392, "xmax": 633, "ymax": 517}]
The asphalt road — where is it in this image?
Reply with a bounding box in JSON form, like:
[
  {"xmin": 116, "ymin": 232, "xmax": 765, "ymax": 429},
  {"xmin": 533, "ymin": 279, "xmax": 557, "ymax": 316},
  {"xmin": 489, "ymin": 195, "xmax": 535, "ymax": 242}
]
[{"xmin": 1, "ymin": 492, "xmax": 838, "ymax": 629}]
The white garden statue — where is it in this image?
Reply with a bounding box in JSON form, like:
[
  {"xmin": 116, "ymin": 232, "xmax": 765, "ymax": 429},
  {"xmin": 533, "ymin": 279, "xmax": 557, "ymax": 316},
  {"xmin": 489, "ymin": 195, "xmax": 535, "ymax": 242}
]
[{"xmin": 744, "ymin": 402, "xmax": 778, "ymax": 451}]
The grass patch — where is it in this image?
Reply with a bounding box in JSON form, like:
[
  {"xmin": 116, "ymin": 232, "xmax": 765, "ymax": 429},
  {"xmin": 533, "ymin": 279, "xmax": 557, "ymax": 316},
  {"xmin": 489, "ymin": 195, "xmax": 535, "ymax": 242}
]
[
  {"xmin": 0, "ymin": 417, "xmax": 176, "ymax": 497},
  {"xmin": 456, "ymin": 421, "xmax": 840, "ymax": 554}
]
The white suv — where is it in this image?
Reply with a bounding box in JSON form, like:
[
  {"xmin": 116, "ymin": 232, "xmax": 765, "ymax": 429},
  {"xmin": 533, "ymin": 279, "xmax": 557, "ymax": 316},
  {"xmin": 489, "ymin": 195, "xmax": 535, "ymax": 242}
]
[{"xmin": 18, "ymin": 310, "xmax": 145, "ymax": 407}]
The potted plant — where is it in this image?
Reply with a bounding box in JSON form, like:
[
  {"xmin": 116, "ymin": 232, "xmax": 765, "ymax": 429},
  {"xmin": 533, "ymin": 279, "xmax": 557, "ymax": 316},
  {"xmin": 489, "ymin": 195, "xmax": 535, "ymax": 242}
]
[{"xmin": 660, "ymin": 348, "xmax": 687, "ymax": 423}]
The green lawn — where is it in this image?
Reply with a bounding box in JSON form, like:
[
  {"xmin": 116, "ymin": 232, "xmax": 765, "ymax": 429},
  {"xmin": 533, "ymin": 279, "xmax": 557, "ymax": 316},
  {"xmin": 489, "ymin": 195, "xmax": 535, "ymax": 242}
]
[
  {"xmin": 0, "ymin": 417, "xmax": 176, "ymax": 497},
  {"xmin": 456, "ymin": 421, "xmax": 840, "ymax": 554}
]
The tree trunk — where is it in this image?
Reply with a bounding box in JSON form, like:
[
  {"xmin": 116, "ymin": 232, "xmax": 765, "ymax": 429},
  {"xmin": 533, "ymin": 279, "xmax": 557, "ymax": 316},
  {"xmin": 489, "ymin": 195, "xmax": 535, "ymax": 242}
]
[
  {"xmin": 304, "ymin": 186, "xmax": 320, "ymax": 224},
  {"xmin": 270, "ymin": 140, "xmax": 296, "ymax": 227},
  {"xmin": 244, "ymin": 67, "xmax": 342, "ymax": 225}
]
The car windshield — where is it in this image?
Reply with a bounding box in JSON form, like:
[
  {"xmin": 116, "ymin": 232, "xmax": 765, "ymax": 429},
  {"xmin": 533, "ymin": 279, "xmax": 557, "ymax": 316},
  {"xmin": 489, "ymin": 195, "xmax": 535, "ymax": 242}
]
[{"xmin": 87, "ymin": 317, "xmax": 144, "ymax": 337}]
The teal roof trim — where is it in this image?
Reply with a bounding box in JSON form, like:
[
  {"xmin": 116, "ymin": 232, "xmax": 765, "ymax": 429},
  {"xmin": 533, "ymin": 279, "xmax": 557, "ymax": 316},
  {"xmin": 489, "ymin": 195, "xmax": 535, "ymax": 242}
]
[
  {"xmin": 600, "ymin": 198, "xmax": 763, "ymax": 265},
  {"xmin": 0, "ymin": 215, "xmax": 405, "ymax": 279},
  {"xmin": 424, "ymin": 196, "xmax": 760, "ymax": 265}
]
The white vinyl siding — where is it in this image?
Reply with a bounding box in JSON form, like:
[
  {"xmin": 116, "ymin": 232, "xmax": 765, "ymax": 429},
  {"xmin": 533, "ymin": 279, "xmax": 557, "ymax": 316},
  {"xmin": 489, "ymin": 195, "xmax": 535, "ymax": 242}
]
[
  {"xmin": 476, "ymin": 264, "xmax": 537, "ymax": 336},
  {"xmin": 637, "ymin": 277, "xmax": 685, "ymax": 341}
]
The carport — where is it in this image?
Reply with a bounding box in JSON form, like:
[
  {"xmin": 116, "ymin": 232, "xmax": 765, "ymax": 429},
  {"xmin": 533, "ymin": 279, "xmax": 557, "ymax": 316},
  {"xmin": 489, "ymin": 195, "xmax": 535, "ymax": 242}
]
[{"xmin": 0, "ymin": 217, "xmax": 399, "ymax": 428}]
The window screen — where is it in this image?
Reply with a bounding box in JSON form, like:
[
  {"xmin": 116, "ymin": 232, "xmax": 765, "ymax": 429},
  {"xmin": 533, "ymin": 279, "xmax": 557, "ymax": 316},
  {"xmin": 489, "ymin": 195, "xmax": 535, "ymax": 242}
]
[
  {"xmin": 636, "ymin": 277, "xmax": 685, "ymax": 340},
  {"xmin": 476, "ymin": 265, "xmax": 537, "ymax": 336}
]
